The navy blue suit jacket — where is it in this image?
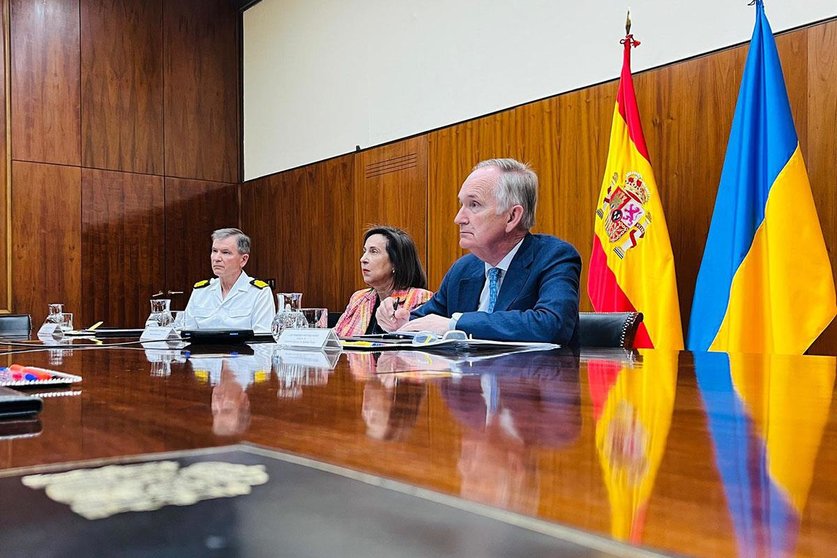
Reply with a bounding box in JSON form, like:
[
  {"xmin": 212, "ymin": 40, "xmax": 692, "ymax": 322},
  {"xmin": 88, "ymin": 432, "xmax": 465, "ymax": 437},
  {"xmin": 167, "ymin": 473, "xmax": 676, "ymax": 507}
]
[{"xmin": 412, "ymin": 234, "xmax": 581, "ymax": 346}]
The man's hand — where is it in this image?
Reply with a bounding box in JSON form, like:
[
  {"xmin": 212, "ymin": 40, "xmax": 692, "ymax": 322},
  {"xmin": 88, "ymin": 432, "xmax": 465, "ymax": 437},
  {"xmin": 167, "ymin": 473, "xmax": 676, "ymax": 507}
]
[
  {"xmin": 376, "ymin": 296, "xmax": 411, "ymax": 332},
  {"xmin": 398, "ymin": 314, "xmax": 450, "ymax": 335}
]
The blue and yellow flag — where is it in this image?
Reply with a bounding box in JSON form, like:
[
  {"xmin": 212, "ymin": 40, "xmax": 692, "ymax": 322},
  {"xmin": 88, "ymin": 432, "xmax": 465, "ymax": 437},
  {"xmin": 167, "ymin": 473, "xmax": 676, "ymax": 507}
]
[{"xmin": 688, "ymin": 0, "xmax": 836, "ymax": 354}]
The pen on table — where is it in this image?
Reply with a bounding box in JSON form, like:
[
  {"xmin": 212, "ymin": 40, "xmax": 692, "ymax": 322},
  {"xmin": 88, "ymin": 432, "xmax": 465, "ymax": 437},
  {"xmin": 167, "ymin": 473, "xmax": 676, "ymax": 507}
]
[
  {"xmin": 341, "ymin": 341, "xmax": 385, "ymax": 348},
  {"xmin": 87, "ymin": 321, "xmax": 104, "ymax": 331}
]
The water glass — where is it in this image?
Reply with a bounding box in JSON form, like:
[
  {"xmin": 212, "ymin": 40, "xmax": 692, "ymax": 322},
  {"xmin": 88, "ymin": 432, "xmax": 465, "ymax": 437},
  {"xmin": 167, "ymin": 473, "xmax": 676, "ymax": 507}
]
[
  {"xmin": 150, "ymin": 299, "xmax": 173, "ymax": 327},
  {"xmin": 59, "ymin": 312, "xmax": 74, "ymax": 332},
  {"xmin": 277, "ymin": 292, "xmax": 303, "ymax": 312},
  {"xmin": 272, "ymin": 293, "xmax": 307, "ymax": 341},
  {"xmin": 300, "ymin": 308, "xmax": 328, "ymax": 328},
  {"xmin": 47, "ymin": 303, "xmax": 64, "ymax": 324}
]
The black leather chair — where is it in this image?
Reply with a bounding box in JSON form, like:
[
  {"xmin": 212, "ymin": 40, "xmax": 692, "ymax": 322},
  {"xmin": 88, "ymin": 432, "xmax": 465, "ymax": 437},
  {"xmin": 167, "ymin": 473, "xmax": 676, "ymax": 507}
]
[
  {"xmin": 0, "ymin": 314, "xmax": 32, "ymax": 337},
  {"xmin": 327, "ymin": 312, "xmax": 342, "ymax": 329},
  {"xmin": 578, "ymin": 312, "xmax": 643, "ymax": 348}
]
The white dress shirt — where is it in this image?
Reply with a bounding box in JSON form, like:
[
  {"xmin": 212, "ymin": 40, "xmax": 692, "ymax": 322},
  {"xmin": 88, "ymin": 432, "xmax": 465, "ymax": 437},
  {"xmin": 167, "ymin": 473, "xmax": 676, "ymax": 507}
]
[{"xmin": 450, "ymin": 238, "xmax": 525, "ymax": 329}]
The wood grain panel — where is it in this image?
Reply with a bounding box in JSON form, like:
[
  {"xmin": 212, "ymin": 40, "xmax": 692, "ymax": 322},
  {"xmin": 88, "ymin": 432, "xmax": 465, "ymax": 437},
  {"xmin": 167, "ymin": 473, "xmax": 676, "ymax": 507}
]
[
  {"xmin": 163, "ymin": 0, "xmax": 239, "ymax": 183},
  {"xmin": 81, "ymin": 0, "xmax": 163, "ymax": 174},
  {"xmin": 11, "ymin": 161, "xmax": 81, "ymax": 324},
  {"xmin": 164, "ymin": 178, "xmax": 239, "ymax": 305},
  {"xmin": 354, "ymin": 136, "xmax": 428, "ymax": 289},
  {"xmin": 241, "ymin": 164, "xmax": 310, "ymax": 301},
  {"xmin": 548, "ymin": 86, "xmax": 617, "ymax": 309},
  {"xmin": 241, "ymin": 154, "xmax": 355, "ymax": 312},
  {"xmin": 805, "ymin": 21, "xmax": 837, "ymax": 354},
  {"xmin": 10, "ymin": 0, "xmax": 80, "ymax": 165},
  {"xmin": 0, "ymin": 0, "xmax": 8, "ymax": 312},
  {"xmin": 82, "ymin": 168, "xmax": 164, "ymax": 327}
]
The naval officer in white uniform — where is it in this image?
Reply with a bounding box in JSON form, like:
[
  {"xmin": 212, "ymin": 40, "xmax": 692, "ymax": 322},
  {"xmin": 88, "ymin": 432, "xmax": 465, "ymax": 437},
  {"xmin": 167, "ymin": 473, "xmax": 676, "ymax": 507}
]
[{"xmin": 180, "ymin": 228, "xmax": 275, "ymax": 333}]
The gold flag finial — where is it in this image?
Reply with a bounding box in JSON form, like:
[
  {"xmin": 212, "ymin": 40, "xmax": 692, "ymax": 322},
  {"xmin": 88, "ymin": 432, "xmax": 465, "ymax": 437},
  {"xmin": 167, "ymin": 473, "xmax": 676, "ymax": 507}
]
[{"xmin": 626, "ymin": 9, "xmax": 632, "ymax": 35}]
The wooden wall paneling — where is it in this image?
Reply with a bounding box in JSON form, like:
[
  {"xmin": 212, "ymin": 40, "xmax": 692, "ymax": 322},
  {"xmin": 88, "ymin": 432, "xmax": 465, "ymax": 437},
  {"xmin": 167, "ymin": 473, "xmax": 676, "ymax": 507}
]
[
  {"xmin": 264, "ymin": 163, "xmax": 310, "ymax": 305},
  {"xmin": 10, "ymin": 0, "xmax": 80, "ymax": 165},
  {"xmin": 805, "ymin": 21, "xmax": 837, "ymax": 354},
  {"xmin": 264, "ymin": 156, "xmax": 354, "ymax": 311},
  {"xmin": 164, "ymin": 177, "xmax": 239, "ymax": 307},
  {"xmin": 311, "ymin": 154, "xmax": 356, "ymax": 311},
  {"xmin": 0, "ymin": 0, "xmax": 8, "ymax": 312},
  {"xmin": 549, "ymin": 86, "xmax": 617, "ymax": 311},
  {"xmin": 82, "ymin": 169, "xmax": 164, "ymax": 327},
  {"xmin": 239, "ymin": 174, "xmax": 277, "ymax": 284},
  {"xmin": 353, "ymin": 136, "xmax": 428, "ymax": 288},
  {"xmin": 11, "ymin": 161, "xmax": 81, "ymax": 324},
  {"xmin": 241, "ymin": 154, "xmax": 355, "ymax": 313},
  {"xmin": 163, "ymin": 0, "xmax": 239, "ymax": 183},
  {"xmin": 81, "ymin": 0, "xmax": 163, "ymax": 174}
]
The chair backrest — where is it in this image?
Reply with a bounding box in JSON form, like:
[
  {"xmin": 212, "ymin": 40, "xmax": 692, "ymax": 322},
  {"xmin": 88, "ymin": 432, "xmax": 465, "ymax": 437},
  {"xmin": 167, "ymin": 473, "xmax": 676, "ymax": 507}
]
[
  {"xmin": 578, "ymin": 312, "xmax": 643, "ymax": 348},
  {"xmin": 0, "ymin": 314, "xmax": 32, "ymax": 336},
  {"xmin": 327, "ymin": 312, "xmax": 342, "ymax": 329}
]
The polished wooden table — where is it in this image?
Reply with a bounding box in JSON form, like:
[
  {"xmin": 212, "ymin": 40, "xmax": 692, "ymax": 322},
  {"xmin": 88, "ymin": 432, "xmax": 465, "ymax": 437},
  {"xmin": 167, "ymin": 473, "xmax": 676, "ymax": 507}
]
[{"xmin": 2, "ymin": 339, "xmax": 836, "ymax": 557}]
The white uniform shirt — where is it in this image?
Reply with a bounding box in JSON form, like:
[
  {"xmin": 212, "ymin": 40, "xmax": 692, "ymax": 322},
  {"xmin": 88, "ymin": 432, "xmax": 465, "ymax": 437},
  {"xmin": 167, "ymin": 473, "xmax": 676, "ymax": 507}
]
[{"xmin": 180, "ymin": 270, "xmax": 275, "ymax": 333}]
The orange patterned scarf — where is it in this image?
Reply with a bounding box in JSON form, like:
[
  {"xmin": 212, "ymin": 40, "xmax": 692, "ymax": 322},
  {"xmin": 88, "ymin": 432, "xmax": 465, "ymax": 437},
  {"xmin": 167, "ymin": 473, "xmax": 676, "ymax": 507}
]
[{"xmin": 334, "ymin": 287, "xmax": 433, "ymax": 337}]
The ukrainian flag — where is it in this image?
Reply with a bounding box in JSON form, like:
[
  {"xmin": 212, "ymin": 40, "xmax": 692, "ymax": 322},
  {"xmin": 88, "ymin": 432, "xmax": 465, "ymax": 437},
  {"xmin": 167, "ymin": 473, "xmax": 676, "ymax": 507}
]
[{"xmin": 688, "ymin": 0, "xmax": 836, "ymax": 354}]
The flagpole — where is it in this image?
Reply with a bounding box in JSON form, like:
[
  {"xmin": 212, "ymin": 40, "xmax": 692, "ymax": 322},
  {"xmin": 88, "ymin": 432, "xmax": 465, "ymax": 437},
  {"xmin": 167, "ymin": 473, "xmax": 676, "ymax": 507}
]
[{"xmin": 621, "ymin": 10, "xmax": 640, "ymax": 48}]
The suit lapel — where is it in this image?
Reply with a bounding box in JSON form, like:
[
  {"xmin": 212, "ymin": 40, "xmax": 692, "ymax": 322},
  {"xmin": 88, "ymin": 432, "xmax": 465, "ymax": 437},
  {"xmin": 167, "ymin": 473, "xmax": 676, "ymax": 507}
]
[
  {"xmin": 494, "ymin": 235, "xmax": 534, "ymax": 311},
  {"xmin": 455, "ymin": 260, "xmax": 485, "ymax": 312}
]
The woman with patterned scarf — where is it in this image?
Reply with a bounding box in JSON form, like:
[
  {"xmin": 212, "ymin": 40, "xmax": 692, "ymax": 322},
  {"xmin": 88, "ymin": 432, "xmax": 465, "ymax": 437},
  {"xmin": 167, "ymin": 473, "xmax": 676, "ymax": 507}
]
[{"xmin": 334, "ymin": 226, "xmax": 432, "ymax": 337}]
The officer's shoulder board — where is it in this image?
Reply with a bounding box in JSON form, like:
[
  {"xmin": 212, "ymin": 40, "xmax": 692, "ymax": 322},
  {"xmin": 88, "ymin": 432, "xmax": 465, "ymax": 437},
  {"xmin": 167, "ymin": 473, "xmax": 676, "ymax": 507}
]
[
  {"xmin": 250, "ymin": 278, "xmax": 269, "ymax": 290},
  {"xmin": 193, "ymin": 278, "xmax": 212, "ymax": 289}
]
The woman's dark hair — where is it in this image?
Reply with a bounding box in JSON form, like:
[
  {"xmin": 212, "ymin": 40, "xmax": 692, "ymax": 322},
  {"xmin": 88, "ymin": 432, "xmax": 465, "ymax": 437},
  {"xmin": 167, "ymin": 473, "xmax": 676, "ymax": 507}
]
[{"xmin": 364, "ymin": 225, "xmax": 427, "ymax": 290}]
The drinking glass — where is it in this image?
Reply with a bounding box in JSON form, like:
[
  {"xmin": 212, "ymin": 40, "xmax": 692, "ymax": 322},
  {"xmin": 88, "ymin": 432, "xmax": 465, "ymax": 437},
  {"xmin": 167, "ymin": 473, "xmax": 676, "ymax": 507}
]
[
  {"xmin": 150, "ymin": 299, "xmax": 173, "ymax": 327},
  {"xmin": 272, "ymin": 293, "xmax": 307, "ymax": 341},
  {"xmin": 47, "ymin": 303, "xmax": 64, "ymax": 324},
  {"xmin": 59, "ymin": 312, "xmax": 74, "ymax": 332},
  {"xmin": 300, "ymin": 308, "xmax": 328, "ymax": 328},
  {"xmin": 277, "ymin": 292, "xmax": 303, "ymax": 312}
]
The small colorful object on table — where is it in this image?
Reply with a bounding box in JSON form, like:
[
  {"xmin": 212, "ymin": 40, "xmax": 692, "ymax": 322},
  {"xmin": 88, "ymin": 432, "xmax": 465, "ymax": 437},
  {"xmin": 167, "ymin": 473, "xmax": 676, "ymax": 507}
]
[{"xmin": 0, "ymin": 364, "xmax": 82, "ymax": 387}]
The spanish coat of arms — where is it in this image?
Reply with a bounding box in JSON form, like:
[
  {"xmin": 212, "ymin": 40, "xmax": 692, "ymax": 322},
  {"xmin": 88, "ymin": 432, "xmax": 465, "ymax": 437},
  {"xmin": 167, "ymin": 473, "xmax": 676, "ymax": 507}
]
[{"xmin": 595, "ymin": 171, "xmax": 652, "ymax": 259}]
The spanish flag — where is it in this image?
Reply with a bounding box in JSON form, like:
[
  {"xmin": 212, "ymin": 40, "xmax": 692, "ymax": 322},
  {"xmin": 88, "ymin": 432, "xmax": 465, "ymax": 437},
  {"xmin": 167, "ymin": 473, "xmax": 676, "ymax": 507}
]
[
  {"xmin": 688, "ymin": 0, "xmax": 836, "ymax": 354},
  {"xmin": 588, "ymin": 30, "xmax": 684, "ymax": 350}
]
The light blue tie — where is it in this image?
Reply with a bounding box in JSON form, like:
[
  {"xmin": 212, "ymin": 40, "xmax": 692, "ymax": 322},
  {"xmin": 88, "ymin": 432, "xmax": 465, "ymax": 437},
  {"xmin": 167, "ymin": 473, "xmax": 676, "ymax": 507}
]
[{"xmin": 486, "ymin": 267, "xmax": 500, "ymax": 313}]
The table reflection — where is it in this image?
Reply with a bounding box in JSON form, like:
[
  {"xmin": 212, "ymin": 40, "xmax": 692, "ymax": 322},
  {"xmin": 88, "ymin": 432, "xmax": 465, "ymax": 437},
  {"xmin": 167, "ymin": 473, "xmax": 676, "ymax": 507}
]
[
  {"xmin": 440, "ymin": 350, "xmax": 581, "ymax": 513},
  {"xmin": 587, "ymin": 349, "xmax": 678, "ymax": 543},
  {"xmin": 272, "ymin": 349, "xmax": 337, "ymax": 399},
  {"xmin": 187, "ymin": 346, "xmax": 273, "ymax": 438},
  {"xmin": 345, "ymin": 352, "xmax": 428, "ymax": 441},
  {"xmin": 695, "ymin": 351, "xmax": 836, "ymax": 557}
]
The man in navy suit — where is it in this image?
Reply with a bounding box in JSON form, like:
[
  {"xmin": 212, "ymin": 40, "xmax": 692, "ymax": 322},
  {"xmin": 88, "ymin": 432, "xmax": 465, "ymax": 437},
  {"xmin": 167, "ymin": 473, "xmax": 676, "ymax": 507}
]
[{"xmin": 377, "ymin": 158, "xmax": 581, "ymax": 345}]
